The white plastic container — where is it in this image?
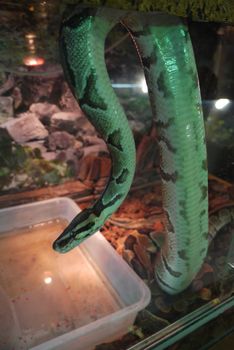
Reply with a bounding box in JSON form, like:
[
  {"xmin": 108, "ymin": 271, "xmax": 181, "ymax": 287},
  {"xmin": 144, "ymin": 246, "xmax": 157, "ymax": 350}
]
[{"xmin": 0, "ymin": 197, "xmax": 151, "ymax": 350}]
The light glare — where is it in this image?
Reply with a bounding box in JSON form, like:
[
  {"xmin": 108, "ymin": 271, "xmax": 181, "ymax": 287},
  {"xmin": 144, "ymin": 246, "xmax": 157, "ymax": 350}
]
[
  {"xmin": 215, "ymin": 98, "xmax": 230, "ymax": 110},
  {"xmin": 44, "ymin": 276, "xmax": 52, "ymax": 284},
  {"xmin": 23, "ymin": 56, "xmax": 45, "ymax": 66},
  {"xmin": 141, "ymin": 79, "xmax": 148, "ymax": 93}
]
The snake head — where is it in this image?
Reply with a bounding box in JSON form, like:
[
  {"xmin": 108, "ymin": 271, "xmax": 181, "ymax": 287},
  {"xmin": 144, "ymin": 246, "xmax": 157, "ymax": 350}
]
[{"xmin": 53, "ymin": 207, "xmax": 96, "ymax": 253}]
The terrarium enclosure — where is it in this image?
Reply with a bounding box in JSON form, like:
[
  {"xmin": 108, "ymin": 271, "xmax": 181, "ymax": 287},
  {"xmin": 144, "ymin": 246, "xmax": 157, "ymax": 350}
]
[{"xmin": 0, "ymin": 1, "xmax": 234, "ymax": 349}]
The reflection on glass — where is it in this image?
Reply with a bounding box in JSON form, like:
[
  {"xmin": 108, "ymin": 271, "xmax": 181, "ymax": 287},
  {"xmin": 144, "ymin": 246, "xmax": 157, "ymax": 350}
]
[{"xmin": 214, "ymin": 98, "xmax": 230, "ymax": 110}]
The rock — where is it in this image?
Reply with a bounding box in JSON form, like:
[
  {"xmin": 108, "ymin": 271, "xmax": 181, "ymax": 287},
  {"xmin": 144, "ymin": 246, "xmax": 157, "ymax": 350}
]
[
  {"xmin": 137, "ymin": 310, "xmax": 170, "ymax": 331},
  {"xmin": 60, "ymin": 82, "xmax": 81, "ymax": 110},
  {"xmin": 79, "ymin": 118, "xmax": 96, "ymax": 134},
  {"xmin": 133, "ymin": 243, "xmax": 153, "ymax": 273},
  {"xmin": 149, "ymin": 231, "xmax": 165, "ymax": 249},
  {"xmin": 199, "ymin": 287, "xmax": 212, "ymax": 301},
  {"xmin": 51, "ymin": 111, "xmax": 82, "ymax": 123},
  {"xmin": 47, "ymin": 131, "xmax": 76, "ymax": 151},
  {"xmin": 95, "ymin": 177, "xmax": 108, "ymax": 191},
  {"xmin": 74, "ymin": 140, "xmax": 83, "ymax": 150},
  {"xmin": 56, "ymin": 147, "xmax": 80, "ymax": 174},
  {"xmin": 192, "ymin": 279, "xmax": 204, "ymax": 292},
  {"xmin": 81, "ymin": 144, "xmax": 108, "ymax": 158},
  {"xmin": 154, "ymin": 296, "xmax": 172, "ymax": 314},
  {"xmin": 0, "ymin": 96, "xmax": 14, "ymax": 123},
  {"xmin": 122, "ymin": 249, "xmax": 135, "ymax": 265},
  {"xmin": 78, "ymin": 155, "xmax": 100, "ymax": 182},
  {"xmin": 11, "ymin": 87, "xmax": 22, "ymax": 110},
  {"xmin": 19, "ymin": 74, "xmax": 62, "ymax": 107},
  {"xmin": 136, "ymin": 135, "xmax": 159, "ymax": 173},
  {"xmin": 0, "ymin": 74, "xmax": 14, "ymax": 95},
  {"xmin": 42, "ymin": 151, "xmax": 57, "ymax": 161},
  {"xmin": 83, "ymin": 135, "xmax": 106, "ymax": 147},
  {"xmin": 0, "ymin": 127, "xmax": 13, "ymax": 144},
  {"xmin": 136, "ymin": 233, "xmax": 157, "ymax": 253},
  {"xmin": 124, "ymin": 235, "xmax": 137, "ymax": 250},
  {"xmin": 51, "ymin": 111, "xmax": 85, "ymax": 133},
  {"xmin": 30, "ymin": 102, "xmax": 60, "ymax": 119},
  {"xmin": 129, "ymin": 119, "xmax": 146, "ymax": 134},
  {"xmin": 131, "ymin": 258, "xmax": 148, "ymax": 279},
  {"xmin": 2, "ymin": 113, "xmax": 48, "ymax": 142},
  {"xmin": 173, "ymin": 299, "xmax": 188, "ymax": 313},
  {"xmin": 23, "ymin": 141, "xmax": 47, "ymax": 154},
  {"xmin": 196, "ymin": 263, "xmax": 214, "ymax": 279},
  {"xmin": 99, "ymin": 156, "xmax": 111, "ymax": 177}
]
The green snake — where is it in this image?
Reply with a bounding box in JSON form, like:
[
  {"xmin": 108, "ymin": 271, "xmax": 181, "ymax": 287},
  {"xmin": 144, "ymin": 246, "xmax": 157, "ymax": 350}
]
[{"xmin": 53, "ymin": 7, "xmax": 209, "ymax": 295}]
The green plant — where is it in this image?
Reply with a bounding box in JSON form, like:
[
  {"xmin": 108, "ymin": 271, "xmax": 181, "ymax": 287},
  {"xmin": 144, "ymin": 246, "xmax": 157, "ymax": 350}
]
[{"xmin": 0, "ymin": 130, "xmax": 72, "ymax": 191}]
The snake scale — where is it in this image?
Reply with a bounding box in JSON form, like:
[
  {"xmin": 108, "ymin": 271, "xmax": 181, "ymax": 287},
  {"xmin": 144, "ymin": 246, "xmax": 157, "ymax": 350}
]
[{"xmin": 53, "ymin": 7, "xmax": 209, "ymax": 294}]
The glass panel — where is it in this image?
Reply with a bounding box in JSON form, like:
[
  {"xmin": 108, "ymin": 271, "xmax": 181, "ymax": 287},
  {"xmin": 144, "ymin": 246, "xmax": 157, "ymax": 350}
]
[{"xmin": 0, "ymin": 2, "xmax": 233, "ymax": 349}]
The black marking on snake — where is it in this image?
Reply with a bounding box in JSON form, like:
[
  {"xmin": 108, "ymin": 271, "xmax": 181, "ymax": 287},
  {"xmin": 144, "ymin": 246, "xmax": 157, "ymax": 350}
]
[
  {"xmin": 179, "ymin": 200, "xmax": 186, "ymax": 208},
  {"xmin": 79, "ymin": 69, "xmax": 107, "ymax": 111},
  {"xmin": 156, "ymin": 117, "xmax": 174, "ymax": 130},
  {"xmin": 74, "ymin": 222, "xmax": 95, "ymax": 237},
  {"xmin": 158, "ymin": 134, "xmax": 176, "ymax": 153},
  {"xmin": 54, "ymin": 235, "xmax": 73, "ymax": 249},
  {"xmin": 188, "ymin": 68, "xmax": 198, "ymax": 90},
  {"xmin": 107, "ymin": 129, "xmax": 123, "ymax": 152},
  {"xmin": 200, "ymin": 247, "xmax": 206, "ymax": 256},
  {"xmin": 101, "ymin": 213, "xmax": 112, "ymax": 224},
  {"xmin": 115, "ymin": 168, "xmax": 129, "ymax": 184},
  {"xmin": 160, "ymin": 167, "xmax": 178, "ymax": 183},
  {"xmin": 203, "ymin": 232, "xmax": 209, "ymax": 240},
  {"xmin": 161, "ymin": 254, "xmax": 182, "ymax": 278},
  {"xmin": 200, "ymin": 185, "xmax": 208, "ymax": 201},
  {"xmin": 180, "ymin": 209, "xmax": 188, "ymax": 223},
  {"xmin": 157, "ymin": 72, "xmax": 172, "ymax": 98},
  {"xmin": 59, "ymin": 35, "xmax": 76, "ymax": 95},
  {"xmin": 164, "ymin": 210, "xmax": 175, "ymax": 233},
  {"xmin": 73, "ymin": 207, "xmax": 93, "ymax": 224},
  {"xmin": 202, "ymin": 159, "xmax": 207, "ymax": 171},
  {"xmin": 200, "ymin": 209, "xmax": 206, "ymax": 217},
  {"xmin": 178, "ymin": 250, "xmax": 188, "ymax": 260},
  {"xmin": 93, "ymin": 193, "xmax": 123, "ymax": 217},
  {"xmin": 156, "ymin": 272, "xmax": 177, "ymax": 291},
  {"xmin": 57, "ymin": 207, "xmax": 92, "ymax": 239},
  {"xmin": 179, "ymin": 201, "xmax": 188, "ymax": 221}
]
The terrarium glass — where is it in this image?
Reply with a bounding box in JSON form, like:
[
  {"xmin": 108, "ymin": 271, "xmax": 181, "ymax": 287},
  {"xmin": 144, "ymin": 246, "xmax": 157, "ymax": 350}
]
[{"xmin": 0, "ymin": 1, "xmax": 233, "ymax": 350}]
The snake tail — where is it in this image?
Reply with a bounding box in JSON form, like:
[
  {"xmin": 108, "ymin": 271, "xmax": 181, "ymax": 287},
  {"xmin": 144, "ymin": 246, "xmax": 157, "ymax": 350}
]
[{"xmin": 54, "ymin": 8, "xmax": 209, "ymax": 295}]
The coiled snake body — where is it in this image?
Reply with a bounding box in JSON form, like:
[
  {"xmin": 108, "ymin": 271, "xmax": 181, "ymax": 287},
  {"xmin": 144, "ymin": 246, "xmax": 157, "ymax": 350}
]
[{"xmin": 53, "ymin": 7, "xmax": 209, "ymax": 295}]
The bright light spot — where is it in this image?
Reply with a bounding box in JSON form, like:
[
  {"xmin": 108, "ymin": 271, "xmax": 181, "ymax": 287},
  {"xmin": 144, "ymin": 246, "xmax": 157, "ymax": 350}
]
[
  {"xmin": 141, "ymin": 79, "xmax": 148, "ymax": 93},
  {"xmin": 23, "ymin": 56, "xmax": 45, "ymax": 66},
  {"xmin": 44, "ymin": 276, "xmax": 52, "ymax": 284},
  {"xmin": 214, "ymin": 98, "xmax": 230, "ymax": 110},
  {"xmin": 25, "ymin": 33, "xmax": 36, "ymax": 40}
]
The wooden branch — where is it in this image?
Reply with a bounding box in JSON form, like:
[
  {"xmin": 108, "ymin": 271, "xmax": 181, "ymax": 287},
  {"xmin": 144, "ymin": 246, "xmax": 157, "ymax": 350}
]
[
  {"xmin": 0, "ymin": 177, "xmax": 159, "ymax": 209},
  {"xmin": 0, "ymin": 173, "xmax": 232, "ymax": 211},
  {"xmin": 0, "ymin": 180, "xmax": 93, "ymax": 209}
]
